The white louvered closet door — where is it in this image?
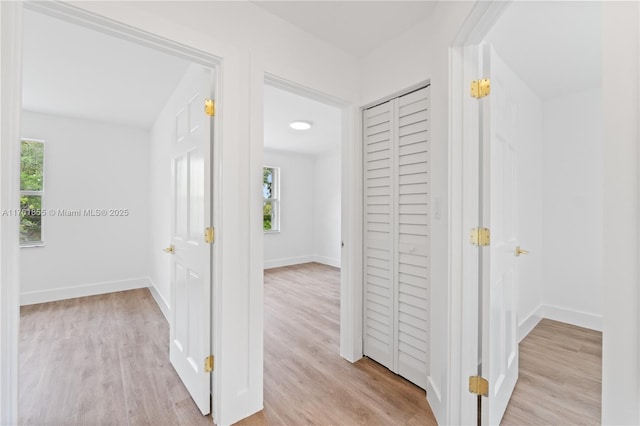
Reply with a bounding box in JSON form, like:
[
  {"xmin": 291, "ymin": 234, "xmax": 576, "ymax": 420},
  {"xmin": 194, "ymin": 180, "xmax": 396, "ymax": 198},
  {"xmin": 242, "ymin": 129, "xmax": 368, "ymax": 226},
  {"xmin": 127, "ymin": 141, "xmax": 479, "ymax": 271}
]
[
  {"xmin": 364, "ymin": 86, "xmax": 430, "ymax": 389},
  {"xmin": 363, "ymin": 100, "xmax": 394, "ymax": 370}
]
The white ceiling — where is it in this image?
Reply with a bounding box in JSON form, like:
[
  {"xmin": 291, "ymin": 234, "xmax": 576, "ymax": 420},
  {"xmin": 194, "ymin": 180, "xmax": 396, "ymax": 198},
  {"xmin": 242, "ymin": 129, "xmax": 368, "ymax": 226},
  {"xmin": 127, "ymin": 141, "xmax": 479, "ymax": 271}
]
[
  {"xmin": 263, "ymin": 84, "xmax": 342, "ymax": 156},
  {"xmin": 23, "ymin": 1, "xmax": 600, "ymax": 139},
  {"xmin": 252, "ymin": 1, "xmax": 438, "ymax": 58},
  {"xmin": 22, "ymin": 9, "xmax": 191, "ymax": 129},
  {"xmin": 485, "ymin": 1, "xmax": 601, "ymax": 100}
]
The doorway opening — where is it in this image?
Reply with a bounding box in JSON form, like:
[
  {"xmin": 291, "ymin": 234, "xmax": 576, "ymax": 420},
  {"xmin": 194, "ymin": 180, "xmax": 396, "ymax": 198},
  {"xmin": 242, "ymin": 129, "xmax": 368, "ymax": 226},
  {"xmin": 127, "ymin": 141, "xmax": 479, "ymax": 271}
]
[
  {"xmin": 453, "ymin": 1, "xmax": 603, "ymax": 424},
  {"xmin": 18, "ymin": 3, "xmax": 220, "ymax": 424},
  {"xmin": 260, "ymin": 81, "xmax": 344, "ymax": 418}
]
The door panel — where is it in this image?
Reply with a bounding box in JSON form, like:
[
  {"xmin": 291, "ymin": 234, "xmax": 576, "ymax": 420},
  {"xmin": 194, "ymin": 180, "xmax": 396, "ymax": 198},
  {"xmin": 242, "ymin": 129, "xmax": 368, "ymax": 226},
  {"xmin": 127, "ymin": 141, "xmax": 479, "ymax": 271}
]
[
  {"xmin": 363, "ymin": 86, "xmax": 430, "ymax": 390},
  {"xmin": 482, "ymin": 45, "xmax": 519, "ymax": 425},
  {"xmin": 169, "ymin": 65, "xmax": 213, "ymax": 416},
  {"xmin": 364, "ymin": 101, "xmax": 395, "ymax": 370}
]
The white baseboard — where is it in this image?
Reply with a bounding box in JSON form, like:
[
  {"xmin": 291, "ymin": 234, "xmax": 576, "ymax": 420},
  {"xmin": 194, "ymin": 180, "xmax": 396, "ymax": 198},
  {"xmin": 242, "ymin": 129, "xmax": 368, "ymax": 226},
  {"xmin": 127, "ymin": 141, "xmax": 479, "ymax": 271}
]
[
  {"xmin": 540, "ymin": 304, "xmax": 603, "ymax": 332},
  {"xmin": 264, "ymin": 255, "xmax": 314, "ymax": 269},
  {"xmin": 518, "ymin": 308, "xmax": 543, "ymax": 342},
  {"xmin": 312, "ymin": 255, "xmax": 341, "ymax": 268},
  {"xmin": 20, "ymin": 277, "xmax": 151, "ymax": 306},
  {"xmin": 148, "ymin": 281, "xmax": 170, "ymax": 322},
  {"xmin": 518, "ymin": 304, "xmax": 603, "ymax": 341},
  {"xmin": 263, "ymin": 255, "xmax": 342, "ymax": 269}
]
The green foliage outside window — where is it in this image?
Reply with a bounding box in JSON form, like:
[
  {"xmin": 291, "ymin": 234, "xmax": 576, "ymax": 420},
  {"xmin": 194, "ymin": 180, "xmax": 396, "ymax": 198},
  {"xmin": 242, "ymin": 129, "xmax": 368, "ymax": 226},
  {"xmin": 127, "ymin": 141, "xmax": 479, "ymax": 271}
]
[
  {"xmin": 263, "ymin": 167, "xmax": 278, "ymax": 231},
  {"xmin": 263, "ymin": 202, "xmax": 273, "ymax": 231},
  {"xmin": 21, "ymin": 141, "xmax": 44, "ymax": 191},
  {"xmin": 20, "ymin": 195, "xmax": 42, "ymax": 243},
  {"xmin": 20, "ymin": 140, "xmax": 44, "ymax": 244}
]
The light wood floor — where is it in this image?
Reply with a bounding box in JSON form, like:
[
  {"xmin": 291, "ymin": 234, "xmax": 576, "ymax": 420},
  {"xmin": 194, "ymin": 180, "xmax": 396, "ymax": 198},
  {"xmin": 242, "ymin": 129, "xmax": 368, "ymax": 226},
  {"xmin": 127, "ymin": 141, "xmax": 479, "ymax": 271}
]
[
  {"xmin": 502, "ymin": 319, "xmax": 602, "ymax": 425},
  {"xmin": 238, "ymin": 262, "xmax": 436, "ymax": 426},
  {"xmin": 19, "ymin": 288, "xmax": 211, "ymax": 426},
  {"xmin": 19, "ymin": 266, "xmax": 602, "ymax": 426}
]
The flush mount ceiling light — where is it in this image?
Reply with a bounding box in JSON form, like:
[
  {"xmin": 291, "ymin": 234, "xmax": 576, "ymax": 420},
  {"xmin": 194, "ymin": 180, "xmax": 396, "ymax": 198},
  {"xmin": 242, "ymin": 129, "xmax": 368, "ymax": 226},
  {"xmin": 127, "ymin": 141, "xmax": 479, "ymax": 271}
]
[{"xmin": 289, "ymin": 121, "xmax": 312, "ymax": 130}]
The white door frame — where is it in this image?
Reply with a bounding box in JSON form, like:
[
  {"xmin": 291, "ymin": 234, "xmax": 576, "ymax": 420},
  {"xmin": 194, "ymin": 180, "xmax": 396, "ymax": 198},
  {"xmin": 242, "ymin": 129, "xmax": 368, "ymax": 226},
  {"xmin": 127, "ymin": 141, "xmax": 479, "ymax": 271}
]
[
  {"xmin": 0, "ymin": 2, "xmax": 23, "ymax": 424},
  {"xmin": 449, "ymin": 1, "xmax": 510, "ymax": 424},
  {"xmin": 262, "ymin": 74, "xmax": 363, "ymax": 363},
  {"xmin": 0, "ymin": 2, "xmax": 223, "ymax": 424}
]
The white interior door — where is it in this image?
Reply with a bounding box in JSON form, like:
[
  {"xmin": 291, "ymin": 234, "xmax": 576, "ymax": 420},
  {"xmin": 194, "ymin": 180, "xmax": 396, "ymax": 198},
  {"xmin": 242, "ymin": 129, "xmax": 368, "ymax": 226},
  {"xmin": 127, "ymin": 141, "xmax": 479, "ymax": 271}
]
[
  {"xmin": 481, "ymin": 44, "xmax": 519, "ymax": 425},
  {"xmin": 169, "ymin": 65, "xmax": 213, "ymax": 415},
  {"xmin": 363, "ymin": 100, "xmax": 395, "ymax": 371},
  {"xmin": 395, "ymin": 87, "xmax": 430, "ymax": 390},
  {"xmin": 363, "ymin": 86, "xmax": 429, "ymax": 389}
]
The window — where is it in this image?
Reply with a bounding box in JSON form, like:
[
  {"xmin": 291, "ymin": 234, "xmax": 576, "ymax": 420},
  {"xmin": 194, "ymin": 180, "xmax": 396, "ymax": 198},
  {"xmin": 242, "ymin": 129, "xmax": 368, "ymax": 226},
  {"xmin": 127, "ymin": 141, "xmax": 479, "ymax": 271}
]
[
  {"xmin": 20, "ymin": 139, "xmax": 45, "ymax": 246},
  {"xmin": 263, "ymin": 166, "xmax": 280, "ymax": 232}
]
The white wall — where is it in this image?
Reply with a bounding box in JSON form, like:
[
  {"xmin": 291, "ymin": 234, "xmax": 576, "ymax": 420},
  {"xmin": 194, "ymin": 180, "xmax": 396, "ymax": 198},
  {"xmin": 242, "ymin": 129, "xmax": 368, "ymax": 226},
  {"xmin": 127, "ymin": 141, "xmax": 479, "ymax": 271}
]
[
  {"xmin": 20, "ymin": 111, "xmax": 150, "ymax": 304},
  {"xmin": 313, "ymin": 151, "xmax": 341, "ymax": 267},
  {"xmin": 67, "ymin": 2, "xmax": 361, "ymax": 422},
  {"xmin": 263, "ymin": 149, "xmax": 315, "ymax": 269},
  {"xmin": 263, "ymin": 149, "xmax": 341, "ymax": 269},
  {"xmin": 542, "ymin": 88, "xmax": 603, "ymax": 330}
]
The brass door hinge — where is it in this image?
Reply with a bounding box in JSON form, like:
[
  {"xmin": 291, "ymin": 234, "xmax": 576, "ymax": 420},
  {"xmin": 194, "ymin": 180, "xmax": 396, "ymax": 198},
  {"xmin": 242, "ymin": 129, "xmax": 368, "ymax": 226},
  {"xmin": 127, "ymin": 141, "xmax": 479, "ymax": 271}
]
[
  {"xmin": 469, "ymin": 375, "xmax": 489, "ymax": 396},
  {"xmin": 204, "ymin": 355, "xmax": 214, "ymax": 373},
  {"xmin": 470, "ymin": 227, "xmax": 490, "ymax": 246},
  {"xmin": 205, "ymin": 227, "xmax": 215, "ymax": 244},
  {"xmin": 471, "ymin": 79, "xmax": 491, "ymax": 98},
  {"xmin": 205, "ymin": 99, "xmax": 215, "ymax": 117}
]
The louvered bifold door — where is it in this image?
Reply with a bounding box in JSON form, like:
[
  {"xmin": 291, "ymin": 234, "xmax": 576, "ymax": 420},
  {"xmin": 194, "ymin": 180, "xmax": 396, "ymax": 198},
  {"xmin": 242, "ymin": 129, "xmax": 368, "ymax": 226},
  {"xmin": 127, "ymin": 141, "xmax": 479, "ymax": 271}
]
[
  {"xmin": 363, "ymin": 86, "xmax": 430, "ymax": 390},
  {"xmin": 395, "ymin": 86, "xmax": 429, "ymax": 389},
  {"xmin": 363, "ymin": 100, "xmax": 395, "ymax": 370}
]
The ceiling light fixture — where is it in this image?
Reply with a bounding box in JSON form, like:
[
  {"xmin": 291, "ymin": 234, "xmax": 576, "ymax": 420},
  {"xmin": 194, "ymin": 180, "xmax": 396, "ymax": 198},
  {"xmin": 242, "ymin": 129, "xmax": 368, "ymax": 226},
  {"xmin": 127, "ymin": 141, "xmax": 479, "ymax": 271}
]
[{"xmin": 289, "ymin": 121, "xmax": 312, "ymax": 130}]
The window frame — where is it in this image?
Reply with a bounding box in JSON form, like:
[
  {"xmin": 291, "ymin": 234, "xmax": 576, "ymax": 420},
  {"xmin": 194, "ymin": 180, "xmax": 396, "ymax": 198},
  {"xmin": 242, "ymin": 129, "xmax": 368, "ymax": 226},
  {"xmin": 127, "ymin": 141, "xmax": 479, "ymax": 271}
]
[
  {"xmin": 20, "ymin": 138, "xmax": 45, "ymax": 247},
  {"xmin": 263, "ymin": 166, "xmax": 280, "ymax": 233}
]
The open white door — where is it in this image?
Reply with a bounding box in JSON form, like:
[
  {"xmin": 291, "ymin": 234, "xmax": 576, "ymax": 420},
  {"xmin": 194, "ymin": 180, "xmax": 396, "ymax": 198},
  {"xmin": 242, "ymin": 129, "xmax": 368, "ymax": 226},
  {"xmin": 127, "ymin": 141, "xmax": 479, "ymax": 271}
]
[
  {"xmin": 480, "ymin": 44, "xmax": 519, "ymax": 425},
  {"xmin": 167, "ymin": 65, "xmax": 213, "ymax": 415}
]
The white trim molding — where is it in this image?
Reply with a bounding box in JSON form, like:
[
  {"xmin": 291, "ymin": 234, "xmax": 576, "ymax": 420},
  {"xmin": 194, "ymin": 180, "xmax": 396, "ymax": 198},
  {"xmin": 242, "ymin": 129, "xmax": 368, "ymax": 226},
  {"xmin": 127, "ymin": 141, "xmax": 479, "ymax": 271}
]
[
  {"xmin": 20, "ymin": 277, "xmax": 152, "ymax": 306},
  {"xmin": 263, "ymin": 256, "xmax": 314, "ymax": 270},
  {"xmin": 518, "ymin": 304, "xmax": 603, "ymax": 343},
  {"xmin": 539, "ymin": 305, "xmax": 603, "ymax": 332},
  {"xmin": 518, "ymin": 309, "xmax": 543, "ymax": 342},
  {"xmin": 148, "ymin": 282, "xmax": 170, "ymax": 322},
  {"xmin": 312, "ymin": 256, "xmax": 340, "ymax": 268},
  {"xmin": 263, "ymin": 256, "xmax": 340, "ymax": 270},
  {"xmin": 448, "ymin": 2, "xmax": 513, "ymax": 424},
  {"xmin": 0, "ymin": 2, "xmax": 24, "ymax": 424},
  {"xmin": 263, "ymin": 74, "xmax": 361, "ymax": 364}
]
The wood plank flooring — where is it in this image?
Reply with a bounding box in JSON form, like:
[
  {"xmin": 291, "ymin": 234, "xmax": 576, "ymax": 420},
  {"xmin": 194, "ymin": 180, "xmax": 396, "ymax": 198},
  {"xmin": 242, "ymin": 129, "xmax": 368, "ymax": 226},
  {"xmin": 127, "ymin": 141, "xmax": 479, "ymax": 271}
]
[
  {"xmin": 238, "ymin": 262, "xmax": 436, "ymax": 426},
  {"xmin": 502, "ymin": 319, "xmax": 602, "ymax": 425},
  {"xmin": 19, "ymin": 265, "xmax": 602, "ymax": 426},
  {"xmin": 19, "ymin": 288, "xmax": 211, "ymax": 426}
]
